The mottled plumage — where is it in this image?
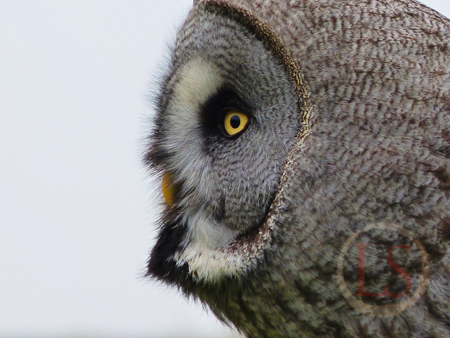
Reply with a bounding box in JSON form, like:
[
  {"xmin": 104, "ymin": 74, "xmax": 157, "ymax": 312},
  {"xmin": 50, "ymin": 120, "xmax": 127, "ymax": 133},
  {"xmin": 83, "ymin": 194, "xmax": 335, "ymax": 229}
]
[{"xmin": 146, "ymin": 0, "xmax": 450, "ymax": 337}]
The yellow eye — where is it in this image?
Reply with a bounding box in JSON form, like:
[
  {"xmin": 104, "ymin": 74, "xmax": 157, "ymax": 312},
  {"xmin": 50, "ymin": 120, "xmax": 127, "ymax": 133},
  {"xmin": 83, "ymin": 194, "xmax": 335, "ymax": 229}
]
[{"xmin": 223, "ymin": 110, "xmax": 249, "ymax": 137}]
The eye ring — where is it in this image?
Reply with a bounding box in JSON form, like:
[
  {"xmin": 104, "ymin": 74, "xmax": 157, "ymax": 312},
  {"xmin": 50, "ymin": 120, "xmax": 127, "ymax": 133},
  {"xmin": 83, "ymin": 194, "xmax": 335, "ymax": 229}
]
[{"xmin": 222, "ymin": 109, "xmax": 249, "ymax": 138}]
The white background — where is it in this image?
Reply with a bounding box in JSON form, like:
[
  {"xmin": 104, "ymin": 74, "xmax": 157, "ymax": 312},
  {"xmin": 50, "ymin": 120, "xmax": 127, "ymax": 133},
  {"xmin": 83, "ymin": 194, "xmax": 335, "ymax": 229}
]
[{"xmin": 0, "ymin": 1, "xmax": 449, "ymax": 337}]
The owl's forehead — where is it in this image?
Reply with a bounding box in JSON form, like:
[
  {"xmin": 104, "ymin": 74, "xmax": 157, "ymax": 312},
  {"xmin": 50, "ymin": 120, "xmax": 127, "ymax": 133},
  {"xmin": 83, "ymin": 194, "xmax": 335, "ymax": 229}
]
[
  {"xmin": 175, "ymin": 8, "xmax": 251, "ymax": 62},
  {"xmin": 164, "ymin": 7, "xmax": 286, "ymax": 98}
]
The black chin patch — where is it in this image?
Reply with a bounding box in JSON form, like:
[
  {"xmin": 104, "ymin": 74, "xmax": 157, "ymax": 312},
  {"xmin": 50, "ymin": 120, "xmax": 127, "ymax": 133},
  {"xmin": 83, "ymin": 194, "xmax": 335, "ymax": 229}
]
[{"xmin": 146, "ymin": 207, "xmax": 191, "ymax": 284}]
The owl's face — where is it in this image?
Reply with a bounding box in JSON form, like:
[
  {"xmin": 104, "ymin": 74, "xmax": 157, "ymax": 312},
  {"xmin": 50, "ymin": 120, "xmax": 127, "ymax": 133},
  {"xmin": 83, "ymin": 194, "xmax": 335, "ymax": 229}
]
[{"xmin": 147, "ymin": 8, "xmax": 300, "ymax": 281}]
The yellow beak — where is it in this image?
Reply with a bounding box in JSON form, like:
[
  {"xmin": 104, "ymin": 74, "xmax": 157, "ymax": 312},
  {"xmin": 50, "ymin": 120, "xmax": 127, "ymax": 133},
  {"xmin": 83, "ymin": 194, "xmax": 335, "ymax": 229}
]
[{"xmin": 162, "ymin": 173, "xmax": 175, "ymax": 207}]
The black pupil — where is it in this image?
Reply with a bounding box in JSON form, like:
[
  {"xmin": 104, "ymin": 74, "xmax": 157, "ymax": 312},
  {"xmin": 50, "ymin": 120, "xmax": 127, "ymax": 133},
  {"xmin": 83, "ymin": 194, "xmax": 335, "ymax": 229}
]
[{"xmin": 230, "ymin": 115, "xmax": 241, "ymax": 129}]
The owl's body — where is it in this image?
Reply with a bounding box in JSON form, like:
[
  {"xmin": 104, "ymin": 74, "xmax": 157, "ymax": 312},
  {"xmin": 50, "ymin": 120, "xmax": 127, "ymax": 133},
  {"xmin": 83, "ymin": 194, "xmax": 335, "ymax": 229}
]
[{"xmin": 146, "ymin": 0, "xmax": 450, "ymax": 337}]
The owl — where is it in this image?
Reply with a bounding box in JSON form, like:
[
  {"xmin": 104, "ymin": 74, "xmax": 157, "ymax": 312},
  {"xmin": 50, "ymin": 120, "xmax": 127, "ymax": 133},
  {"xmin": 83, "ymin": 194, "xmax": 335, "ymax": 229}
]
[{"xmin": 145, "ymin": 0, "xmax": 450, "ymax": 337}]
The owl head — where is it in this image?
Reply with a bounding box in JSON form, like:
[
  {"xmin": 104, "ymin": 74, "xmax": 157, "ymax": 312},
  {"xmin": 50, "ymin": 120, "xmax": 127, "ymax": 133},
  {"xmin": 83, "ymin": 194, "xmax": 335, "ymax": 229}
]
[{"xmin": 146, "ymin": 2, "xmax": 309, "ymax": 283}]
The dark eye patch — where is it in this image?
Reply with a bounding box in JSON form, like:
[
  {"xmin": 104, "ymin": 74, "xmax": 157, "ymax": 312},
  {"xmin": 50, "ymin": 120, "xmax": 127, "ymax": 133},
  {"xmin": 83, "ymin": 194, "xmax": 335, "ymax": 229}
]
[{"xmin": 200, "ymin": 86, "xmax": 251, "ymax": 140}]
